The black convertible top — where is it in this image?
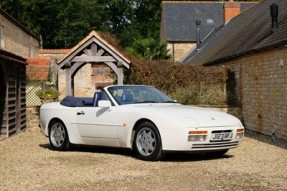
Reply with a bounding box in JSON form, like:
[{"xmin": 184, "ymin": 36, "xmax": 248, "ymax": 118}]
[{"xmin": 60, "ymin": 96, "xmax": 93, "ymax": 107}]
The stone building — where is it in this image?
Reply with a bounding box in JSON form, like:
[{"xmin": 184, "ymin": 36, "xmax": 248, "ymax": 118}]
[
  {"xmin": 161, "ymin": 0, "xmax": 256, "ymax": 61},
  {"xmin": 184, "ymin": 0, "xmax": 287, "ymax": 140},
  {"xmin": 0, "ymin": 8, "xmax": 40, "ymax": 57},
  {"xmin": 0, "ymin": 8, "xmax": 40, "ymax": 140}
]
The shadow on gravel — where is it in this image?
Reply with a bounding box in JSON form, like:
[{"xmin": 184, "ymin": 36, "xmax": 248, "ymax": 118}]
[
  {"xmin": 40, "ymin": 143, "xmax": 134, "ymax": 158},
  {"xmin": 162, "ymin": 153, "xmax": 233, "ymax": 162},
  {"xmin": 39, "ymin": 143, "xmax": 233, "ymax": 162},
  {"xmin": 245, "ymin": 129, "xmax": 287, "ymax": 150}
]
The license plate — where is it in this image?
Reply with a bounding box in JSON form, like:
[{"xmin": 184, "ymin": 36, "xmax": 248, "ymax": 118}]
[{"xmin": 211, "ymin": 132, "xmax": 233, "ymax": 141}]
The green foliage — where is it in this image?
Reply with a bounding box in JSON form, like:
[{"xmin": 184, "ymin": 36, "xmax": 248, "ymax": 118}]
[
  {"xmin": 0, "ymin": 0, "xmax": 162, "ymax": 49},
  {"xmin": 36, "ymin": 86, "xmax": 60, "ymax": 99},
  {"xmin": 128, "ymin": 60, "xmax": 229, "ymax": 105},
  {"xmin": 126, "ymin": 38, "xmax": 172, "ymax": 60},
  {"xmin": 54, "ymin": 0, "xmax": 106, "ymax": 48}
]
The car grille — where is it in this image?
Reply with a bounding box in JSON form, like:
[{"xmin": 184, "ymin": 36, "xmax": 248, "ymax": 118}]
[{"xmin": 191, "ymin": 141, "xmax": 239, "ymax": 149}]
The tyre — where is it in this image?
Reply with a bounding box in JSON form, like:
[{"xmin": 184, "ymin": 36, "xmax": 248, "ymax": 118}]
[
  {"xmin": 49, "ymin": 120, "xmax": 70, "ymax": 151},
  {"xmin": 133, "ymin": 122, "xmax": 163, "ymax": 161}
]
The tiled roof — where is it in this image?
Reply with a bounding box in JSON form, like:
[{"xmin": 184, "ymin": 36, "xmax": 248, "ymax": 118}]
[
  {"xmin": 39, "ymin": 49, "xmax": 71, "ymax": 54},
  {"xmin": 26, "ymin": 57, "xmax": 51, "ymax": 80},
  {"xmin": 161, "ymin": 1, "xmax": 256, "ymax": 42},
  {"xmin": 184, "ymin": 0, "xmax": 287, "ymax": 65},
  {"xmin": 0, "ymin": 48, "xmax": 26, "ymax": 64},
  {"xmin": 58, "ymin": 30, "xmax": 131, "ymax": 67}
]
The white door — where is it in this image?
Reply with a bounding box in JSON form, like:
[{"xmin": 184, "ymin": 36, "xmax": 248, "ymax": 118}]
[{"xmin": 75, "ymin": 107, "xmax": 118, "ymax": 139}]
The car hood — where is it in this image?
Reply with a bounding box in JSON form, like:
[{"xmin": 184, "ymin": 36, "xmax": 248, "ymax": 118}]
[{"xmin": 129, "ymin": 104, "xmax": 242, "ymax": 128}]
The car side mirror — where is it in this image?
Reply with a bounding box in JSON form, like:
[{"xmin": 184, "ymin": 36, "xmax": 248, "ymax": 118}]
[{"xmin": 98, "ymin": 100, "xmax": 112, "ymax": 109}]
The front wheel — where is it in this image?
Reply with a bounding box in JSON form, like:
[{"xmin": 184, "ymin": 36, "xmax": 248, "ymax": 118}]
[
  {"xmin": 133, "ymin": 122, "xmax": 163, "ymax": 161},
  {"xmin": 49, "ymin": 120, "xmax": 70, "ymax": 151}
]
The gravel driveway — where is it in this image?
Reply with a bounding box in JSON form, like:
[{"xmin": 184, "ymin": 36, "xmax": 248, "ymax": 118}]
[{"xmin": 1, "ymin": 127, "xmax": 286, "ymax": 191}]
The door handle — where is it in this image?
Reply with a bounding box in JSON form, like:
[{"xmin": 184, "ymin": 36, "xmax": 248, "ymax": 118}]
[{"xmin": 77, "ymin": 111, "xmax": 85, "ymax": 115}]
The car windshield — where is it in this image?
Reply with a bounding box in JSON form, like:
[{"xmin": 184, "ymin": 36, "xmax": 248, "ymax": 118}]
[{"xmin": 107, "ymin": 86, "xmax": 175, "ymax": 105}]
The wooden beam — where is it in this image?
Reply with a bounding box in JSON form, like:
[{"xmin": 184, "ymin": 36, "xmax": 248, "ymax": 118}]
[
  {"xmin": 83, "ymin": 49, "xmax": 92, "ymax": 56},
  {"xmin": 71, "ymin": 56, "xmax": 116, "ymax": 62},
  {"xmin": 117, "ymin": 67, "xmax": 123, "ymax": 85},
  {"xmin": 65, "ymin": 68, "xmax": 73, "ymax": 96},
  {"xmin": 96, "ymin": 49, "xmax": 105, "ymax": 56},
  {"xmin": 91, "ymin": 43, "xmax": 97, "ymax": 55},
  {"xmin": 105, "ymin": 62, "xmax": 119, "ymax": 76},
  {"xmin": 71, "ymin": 62, "xmax": 85, "ymax": 77}
]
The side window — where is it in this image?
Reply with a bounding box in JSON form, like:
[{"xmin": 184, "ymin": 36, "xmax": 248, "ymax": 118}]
[
  {"xmin": 101, "ymin": 91, "xmax": 115, "ymax": 106},
  {"xmin": 0, "ymin": 25, "xmax": 4, "ymax": 48},
  {"xmin": 101, "ymin": 92, "xmax": 112, "ymax": 101}
]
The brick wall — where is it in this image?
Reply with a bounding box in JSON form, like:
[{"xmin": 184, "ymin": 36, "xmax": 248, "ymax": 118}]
[
  {"xmin": 0, "ymin": 11, "xmax": 40, "ymax": 57},
  {"xmin": 224, "ymin": 1, "xmax": 240, "ymax": 23},
  {"xmin": 220, "ymin": 47, "xmax": 287, "ymax": 140}
]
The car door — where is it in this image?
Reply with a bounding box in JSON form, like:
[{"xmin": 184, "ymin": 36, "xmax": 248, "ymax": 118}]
[{"xmin": 75, "ymin": 106, "xmax": 118, "ymax": 139}]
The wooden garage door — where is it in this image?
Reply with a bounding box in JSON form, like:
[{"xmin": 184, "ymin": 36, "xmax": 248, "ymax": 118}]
[{"xmin": 0, "ymin": 61, "xmax": 26, "ymax": 139}]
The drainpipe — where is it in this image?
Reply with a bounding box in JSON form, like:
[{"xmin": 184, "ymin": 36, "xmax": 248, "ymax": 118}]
[
  {"xmin": 270, "ymin": 3, "xmax": 278, "ymax": 33},
  {"xmin": 196, "ymin": 20, "xmax": 201, "ymax": 51}
]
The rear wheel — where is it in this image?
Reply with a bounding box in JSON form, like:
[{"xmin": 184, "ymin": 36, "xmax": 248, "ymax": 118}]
[
  {"xmin": 49, "ymin": 120, "xmax": 70, "ymax": 151},
  {"xmin": 133, "ymin": 122, "xmax": 163, "ymax": 161}
]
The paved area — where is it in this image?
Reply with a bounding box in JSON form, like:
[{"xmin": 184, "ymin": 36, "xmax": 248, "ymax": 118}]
[{"xmin": 0, "ymin": 128, "xmax": 286, "ymax": 191}]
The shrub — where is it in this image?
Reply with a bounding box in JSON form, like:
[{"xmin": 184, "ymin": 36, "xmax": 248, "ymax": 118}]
[{"xmin": 127, "ymin": 59, "xmax": 229, "ymax": 105}]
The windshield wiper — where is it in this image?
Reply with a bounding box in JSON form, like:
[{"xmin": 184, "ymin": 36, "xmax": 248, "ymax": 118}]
[
  {"xmin": 137, "ymin": 101, "xmax": 158, "ymax": 103},
  {"xmin": 163, "ymin": 100, "xmax": 176, "ymax": 103}
]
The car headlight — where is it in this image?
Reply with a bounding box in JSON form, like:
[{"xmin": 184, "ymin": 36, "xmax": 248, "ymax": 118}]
[
  {"xmin": 188, "ymin": 130, "xmax": 208, "ymax": 142},
  {"xmin": 235, "ymin": 128, "xmax": 244, "ymax": 139}
]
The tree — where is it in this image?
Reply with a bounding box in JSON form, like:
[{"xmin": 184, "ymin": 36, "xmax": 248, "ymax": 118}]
[
  {"xmin": 54, "ymin": 0, "xmax": 106, "ymax": 48},
  {"xmin": 0, "ymin": 0, "xmax": 162, "ymax": 49},
  {"xmin": 126, "ymin": 38, "xmax": 171, "ymax": 60}
]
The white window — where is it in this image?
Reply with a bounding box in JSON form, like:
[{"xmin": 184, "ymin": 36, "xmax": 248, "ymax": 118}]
[{"xmin": 0, "ymin": 25, "xmax": 4, "ymax": 48}]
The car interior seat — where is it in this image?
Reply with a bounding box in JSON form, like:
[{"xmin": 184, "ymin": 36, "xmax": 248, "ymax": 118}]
[
  {"xmin": 93, "ymin": 92, "xmax": 103, "ymax": 107},
  {"xmin": 121, "ymin": 93, "xmax": 134, "ymax": 104}
]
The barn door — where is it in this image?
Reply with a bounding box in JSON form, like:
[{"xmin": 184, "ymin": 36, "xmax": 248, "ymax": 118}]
[
  {"xmin": 3, "ymin": 63, "xmax": 26, "ymax": 138},
  {"xmin": 0, "ymin": 62, "xmax": 6, "ymax": 139}
]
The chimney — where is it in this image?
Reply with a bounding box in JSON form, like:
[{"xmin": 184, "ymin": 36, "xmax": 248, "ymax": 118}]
[
  {"xmin": 224, "ymin": 0, "xmax": 241, "ymax": 23},
  {"xmin": 270, "ymin": 3, "xmax": 278, "ymax": 32}
]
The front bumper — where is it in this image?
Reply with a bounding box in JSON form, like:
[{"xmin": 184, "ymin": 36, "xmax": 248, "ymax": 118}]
[{"xmin": 161, "ymin": 126, "xmax": 244, "ymax": 152}]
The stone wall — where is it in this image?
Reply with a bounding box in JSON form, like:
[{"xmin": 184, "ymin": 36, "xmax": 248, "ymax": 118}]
[
  {"xmin": 58, "ymin": 64, "xmax": 114, "ymax": 99},
  {"xmin": 218, "ymin": 46, "xmax": 287, "ymax": 140},
  {"xmin": 58, "ymin": 64, "xmax": 96, "ymax": 99},
  {"xmin": 167, "ymin": 42, "xmax": 195, "ymax": 62},
  {"xmin": 26, "ymin": 106, "xmax": 40, "ymax": 129},
  {"xmin": 0, "ymin": 11, "xmax": 39, "ymax": 57}
]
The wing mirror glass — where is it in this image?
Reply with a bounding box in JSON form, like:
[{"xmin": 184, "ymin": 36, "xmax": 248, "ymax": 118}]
[{"xmin": 98, "ymin": 100, "xmax": 112, "ymax": 108}]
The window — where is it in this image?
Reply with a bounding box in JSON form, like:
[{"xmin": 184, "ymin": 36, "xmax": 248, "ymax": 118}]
[{"xmin": 0, "ymin": 25, "xmax": 4, "ymax": 48}]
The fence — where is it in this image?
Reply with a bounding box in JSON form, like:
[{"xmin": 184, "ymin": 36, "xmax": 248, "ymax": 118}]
[{"xmin": 26, "ymin": 65, "xmax": 58, "ymax": 106}]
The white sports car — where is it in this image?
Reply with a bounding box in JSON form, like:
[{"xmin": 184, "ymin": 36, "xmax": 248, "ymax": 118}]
[{"xmin": 39, "ymin": 85, "xmax": 244, "ymax": 161}]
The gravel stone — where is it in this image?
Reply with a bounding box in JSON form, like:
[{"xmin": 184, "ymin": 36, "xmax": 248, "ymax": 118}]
[{"xmin": 0, "ymin": 128, "xmax": 286, "ymax": 191}]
